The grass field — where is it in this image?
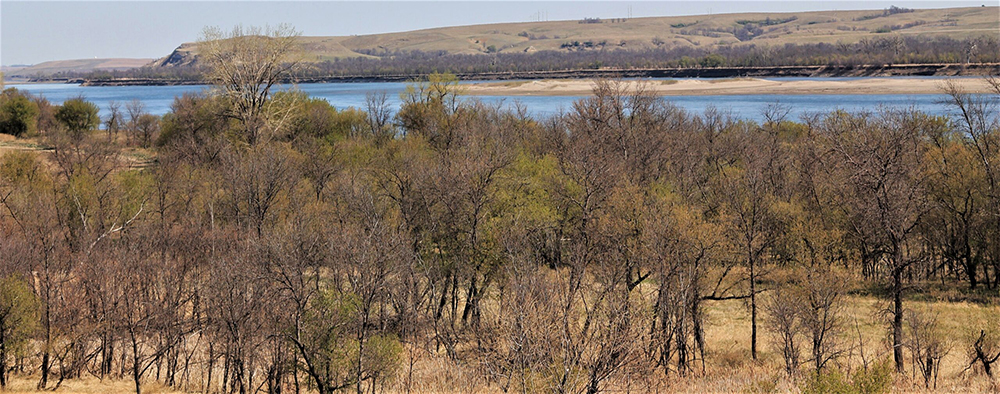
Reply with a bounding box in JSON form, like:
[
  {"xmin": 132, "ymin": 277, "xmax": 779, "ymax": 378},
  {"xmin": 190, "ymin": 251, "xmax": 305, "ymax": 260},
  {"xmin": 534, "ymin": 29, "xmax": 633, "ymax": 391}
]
[
  {"xmin": 153, "ymin": 6, "xmax": 999, "ymax": 66},
  {"xmin": 2, "ymin": 292, "xmax": 995, "ymax": 393},
  {"xmin": 4, "ymin": 59, "xmax": 154, "ymax": 79}
]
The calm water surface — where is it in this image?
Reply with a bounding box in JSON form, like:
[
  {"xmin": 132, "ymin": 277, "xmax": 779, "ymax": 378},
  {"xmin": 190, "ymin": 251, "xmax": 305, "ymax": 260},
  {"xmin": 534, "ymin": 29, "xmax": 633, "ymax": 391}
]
[{"xmin": 9, "ymin": 78, "xmax": 991, "ymax": 123}]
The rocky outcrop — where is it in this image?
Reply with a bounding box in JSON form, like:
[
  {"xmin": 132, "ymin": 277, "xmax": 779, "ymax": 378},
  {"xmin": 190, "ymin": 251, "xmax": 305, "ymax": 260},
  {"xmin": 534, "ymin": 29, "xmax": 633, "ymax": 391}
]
[{"xmin": 153, "ymin": 43, "xmax": 199, "ymax": 68}]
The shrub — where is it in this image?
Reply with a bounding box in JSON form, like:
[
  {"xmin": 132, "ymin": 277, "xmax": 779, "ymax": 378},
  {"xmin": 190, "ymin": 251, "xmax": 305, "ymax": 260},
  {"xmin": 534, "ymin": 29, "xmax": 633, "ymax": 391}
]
[
  {"xmin": 55, "ymin": 96, "xmax": 100, "ymax": 139},
  {"xmin": 802, "ymin": 368, "xmax": 853, "ymax": 394},
  {"xmin": 0, "ymin": 88, "xmax": 40, "ymax": 137},
  {"xmin": 800, "ymin": 358, "xmax": 893, "ymax": 394},
  {"xmin": 0, "ymin": 275, "xmax": 40, "ymax": 388},
  {"xmin": 132, "ymin": 113, "xmax": 161, "ymax": 148},
  {"xmin": 851, "ymin": 358, "xmax": 894, "ymax": 394}
]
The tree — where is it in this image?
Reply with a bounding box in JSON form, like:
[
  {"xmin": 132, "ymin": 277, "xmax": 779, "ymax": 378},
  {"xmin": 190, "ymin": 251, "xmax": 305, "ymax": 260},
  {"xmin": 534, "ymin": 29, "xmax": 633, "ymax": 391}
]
[
  {"xmin": 156, "ymin": 91, "xmax": 229, "ymax": 164},
  {"xmin": 967, "ymin": 310, "xmax": 1000, "ymax": 378},
  {"xmin": 364, "ymin": 91, "xmax": 395, "ymax": 143},
  {"xmin": 943, "ymin": 80, "xmax": 1000, "ymax": 290},
  {"xmin": 200, "ymin": 24, "xmax": 301, "ymax": 145},
  {"xmin": 0, "ymin": 88, "xmax": 40, "ymax": 137},
  {"xmin": 0, "ymin": 276, "xmax": 39, "ymax": 388},
  {"xmin": 104, "ymin": 100, "xmax": 122, "ymax": 140},
  {"xmin": 397, "ymin": 73, "xmax": 462, "ymax": 146},
  {"xmin": 55, "ymin": 96, "xmax": 100, "ymax": 139},
  {"xmin": 132, "ymin": 114, "xmax": 160, "ymax": 148},
  {"xmin": 223, "ymin": 143, "xmax": 295, "ymax": 237},
  {"xmin": 715, "ymin": 120, "xmax": 790, "ymax": 361},
  {"xmin": 818, "ymin": 109, "xmax": 930, "ymax": 373}
]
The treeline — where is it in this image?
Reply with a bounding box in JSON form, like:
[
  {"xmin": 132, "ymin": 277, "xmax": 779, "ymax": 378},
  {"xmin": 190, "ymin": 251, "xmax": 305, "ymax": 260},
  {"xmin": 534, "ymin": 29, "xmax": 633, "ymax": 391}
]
[
  {"xmin": 52, "ymin": 35, "xmax": 1000, "ymax": 83},
  {"xmin": 300, "ymin": 36, "xmax": 999, "ymax": 75},
  {"xmin": 1, "ymin": 74, "xmax": 1000, "ymax": 393}
]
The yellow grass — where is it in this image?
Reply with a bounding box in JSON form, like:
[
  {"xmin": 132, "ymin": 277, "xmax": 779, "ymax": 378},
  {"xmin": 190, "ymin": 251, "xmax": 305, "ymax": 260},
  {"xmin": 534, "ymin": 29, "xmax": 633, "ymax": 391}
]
[
  {"xmin": 1, "ymin": 294, "xmax": 991, "ymax": 393},
  {"xmin": 6, "ymin": 59, "xmax": 154, "ymax": 79},
  {"xmin": 154, "ymin": 6, "xmax": 999, "ymax": 63},
  {"xmin": 3, "ymin": 376, "xmax": 183, "ymax": 394}
]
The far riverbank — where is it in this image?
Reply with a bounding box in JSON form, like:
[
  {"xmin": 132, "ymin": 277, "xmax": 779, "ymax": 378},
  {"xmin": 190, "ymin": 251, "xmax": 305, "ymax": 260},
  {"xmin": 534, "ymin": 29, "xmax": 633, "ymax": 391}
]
[
  {"xmin": 463, "ymin": 77, "xmax": 998, "ymax": 96},
  {"xmin": 7, "ymin": 63, "xmax": 997, "ymax": 87}
]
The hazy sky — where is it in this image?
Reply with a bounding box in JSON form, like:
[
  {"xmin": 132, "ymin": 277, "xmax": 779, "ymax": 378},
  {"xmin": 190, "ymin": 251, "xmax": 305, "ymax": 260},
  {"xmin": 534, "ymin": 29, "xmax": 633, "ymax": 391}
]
[{"xmin": 1, "ymin": 1, "xmax": 993, "ymax": 65}]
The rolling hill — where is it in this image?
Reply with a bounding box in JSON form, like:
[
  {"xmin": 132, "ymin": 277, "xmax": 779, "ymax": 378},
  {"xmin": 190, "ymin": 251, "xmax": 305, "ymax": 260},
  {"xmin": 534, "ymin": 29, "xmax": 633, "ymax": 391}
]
[
  {"xmin": 152, "ymin": 6, "xmax": 998, "ymax": 68},
  {"xmin": 4, "ymin": 58, "xmax": 154, "ymax": 79}
]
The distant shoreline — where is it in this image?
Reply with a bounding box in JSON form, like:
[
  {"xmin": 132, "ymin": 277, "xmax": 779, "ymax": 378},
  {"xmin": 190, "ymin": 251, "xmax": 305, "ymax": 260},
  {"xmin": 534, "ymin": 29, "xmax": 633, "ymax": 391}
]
[
  {"xmin": 10, "ymin": 63, "xmax": 995, "ymax": 87},
  {"xmin": 463, "ymin": 77, "xmax": 997, "ymax": 96}
]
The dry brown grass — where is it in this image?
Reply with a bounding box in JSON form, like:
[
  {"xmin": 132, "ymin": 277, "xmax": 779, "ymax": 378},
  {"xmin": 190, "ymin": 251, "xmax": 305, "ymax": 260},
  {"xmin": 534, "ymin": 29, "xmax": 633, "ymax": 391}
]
[
  {"xmin": 155, "ymin": 6, "xmax": 999, "ymax": 63},
  {"xmin": 3, "ymin": 376, "xmax": 183, "ymax": 394},
  {"xmin": 0, "ymin": 293, "xmax": 995, "ymax": 393}
]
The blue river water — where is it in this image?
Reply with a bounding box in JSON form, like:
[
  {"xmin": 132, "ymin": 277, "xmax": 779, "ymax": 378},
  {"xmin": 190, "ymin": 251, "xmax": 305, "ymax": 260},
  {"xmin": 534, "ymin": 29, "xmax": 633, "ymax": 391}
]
[{"xmin": 7, "ymin": 78, "xmax": 991, "ymax": 123}]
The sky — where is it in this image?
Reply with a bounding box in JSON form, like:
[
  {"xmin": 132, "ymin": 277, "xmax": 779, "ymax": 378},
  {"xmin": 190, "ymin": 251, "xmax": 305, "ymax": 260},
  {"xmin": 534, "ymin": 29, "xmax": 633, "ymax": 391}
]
[{"xmin": 1, "ymin": 1, "xmax": 993, "ymax": 66}]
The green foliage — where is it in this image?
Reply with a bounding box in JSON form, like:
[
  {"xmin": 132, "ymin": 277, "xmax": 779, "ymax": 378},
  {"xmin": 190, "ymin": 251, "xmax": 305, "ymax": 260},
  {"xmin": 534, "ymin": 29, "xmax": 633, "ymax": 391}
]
[
  {"xmin": 0, "ymin": 150, "xmax": 51, "ymax": 189},
  {"xmin": 278, "ymin": 91, "xmax": 372, "ymax": 142},
  {"xmin": 0, "ymin": 275, "xmax": 40, "ymax": 360},
  {"xmin": 0, "ymin": 88, "xmax": 40, "ymax": 137},
  {"xmin": 397, "ymin": 73, "xmax": 462, "ymax": 145},
  {"xmin": 851, "ymin": 359, "xmax": 894, "ymax": 394},
  {"xmin": 801, "ymin": 359, "xmax": 893, "ymax": 394},
  {"xmin": 699, "ymin": 54, "xmax": 726, "ymax": 67},
  {"xmin": 156, "ymin": 92, "xmax": 231, "ymax": 162},
  {"xmin": 299, "ymin": 289, "xmax": 403, "ymax": 392},
  {"xmin": 55, "ymin": 96, "xmax": 100, "ymax": 138},
  {"xmin": 801, "ymin": 368, "xmax": 853, "ymax": 394}
]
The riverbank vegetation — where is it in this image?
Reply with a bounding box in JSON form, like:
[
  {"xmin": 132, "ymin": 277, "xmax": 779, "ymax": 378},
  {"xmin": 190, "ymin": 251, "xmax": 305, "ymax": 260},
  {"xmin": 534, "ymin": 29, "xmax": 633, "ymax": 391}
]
[
  {"xmin": 1, "ymin": 28, "xmax": 1000, "ymax": 394},
  {"xmin": 23, "ymin": 35, "xmax": 1000, "ymax": 84}
]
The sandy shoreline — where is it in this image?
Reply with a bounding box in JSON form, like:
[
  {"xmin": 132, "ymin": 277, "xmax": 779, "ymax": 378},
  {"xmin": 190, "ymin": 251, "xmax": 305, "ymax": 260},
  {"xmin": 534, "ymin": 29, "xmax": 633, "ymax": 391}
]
[{"xmin": 462, "ymin": 77, "xmax": 998, "ymax": 96}]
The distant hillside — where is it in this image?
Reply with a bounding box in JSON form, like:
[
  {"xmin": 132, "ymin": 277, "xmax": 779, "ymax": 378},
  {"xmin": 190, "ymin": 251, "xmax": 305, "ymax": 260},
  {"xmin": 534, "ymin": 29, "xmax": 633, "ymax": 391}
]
[
  {"xmin": 153, "ymin": 6, "xmax": 998, "ymax": 68},
  {"xmin": 4, "ymin": 58, "xmax": 153, "ymax": 79}
]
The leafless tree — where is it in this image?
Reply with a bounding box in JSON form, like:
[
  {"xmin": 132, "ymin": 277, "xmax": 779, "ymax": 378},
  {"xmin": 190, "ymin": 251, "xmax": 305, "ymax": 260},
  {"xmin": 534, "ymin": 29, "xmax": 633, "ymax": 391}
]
[
  {"xmin": 200, "ymin": 24, "xmax": 301, "ymax": 145},
  {"xmin": 818, "ymin": 109, "xmax": 930, "ymax": 373},
  {"xmin": 364, "ymin": 91, "xmax": 395, "ymax": 143},
  {"xmin": 105, "ymin": 100, "xmax": 122, "ymax": 140}
]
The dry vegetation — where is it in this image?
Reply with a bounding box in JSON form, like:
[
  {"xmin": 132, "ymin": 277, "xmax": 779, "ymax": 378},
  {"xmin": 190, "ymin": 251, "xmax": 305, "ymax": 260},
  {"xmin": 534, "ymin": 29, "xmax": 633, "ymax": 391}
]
[
  {"xmin": 153, "ymin": 6, "xmax": 999, "ymax": 65},
  {"xmin": 2, "ymin": 27, "xmax": 1000, "ymax": 394},
  {"xmin": 3, "ymin": 59, "xmax": 155, "ymax": 80}
]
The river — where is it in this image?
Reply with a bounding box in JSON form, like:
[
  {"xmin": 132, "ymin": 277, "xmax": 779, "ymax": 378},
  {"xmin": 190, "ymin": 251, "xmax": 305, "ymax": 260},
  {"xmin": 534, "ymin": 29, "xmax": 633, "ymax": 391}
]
[{"xmin": 7, "ymin": 78, "xmax": 991, "ymax": 123}]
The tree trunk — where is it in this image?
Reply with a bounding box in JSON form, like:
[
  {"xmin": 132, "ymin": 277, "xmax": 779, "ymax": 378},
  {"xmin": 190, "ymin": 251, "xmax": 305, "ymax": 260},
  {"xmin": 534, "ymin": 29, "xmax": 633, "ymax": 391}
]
[
  {"xmin": 38, "ymin": 347, "xmax": 50, "ymax": 389},
  {"xmin": 1, "ymin": 334, "xmax": 7, "ymax": 388},
  {"xmin": 132, "ymin": 332, "xmax": 143, "ymax": 394},
  {"xmin": 892, "ymin": 265, "xmax": 904, "ymax": 373},
  {"xmin": 750, "ymin": 256, "xmax": 758, "ymax": 361}
]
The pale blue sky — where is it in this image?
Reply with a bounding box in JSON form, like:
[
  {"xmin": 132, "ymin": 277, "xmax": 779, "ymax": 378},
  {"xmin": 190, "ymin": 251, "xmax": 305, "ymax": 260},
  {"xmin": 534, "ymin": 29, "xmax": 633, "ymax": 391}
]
[{"xmin": 1, "ymin": 1, "xmax": 992, "ymax": 66}]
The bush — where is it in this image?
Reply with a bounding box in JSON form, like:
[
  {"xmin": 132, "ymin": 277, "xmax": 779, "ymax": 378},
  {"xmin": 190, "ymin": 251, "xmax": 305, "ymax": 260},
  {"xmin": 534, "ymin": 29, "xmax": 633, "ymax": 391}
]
[
  {"xmin": 132, "ymin": 113, "xmax": 161, "ymax": 148},
  {"xmin": 802, "ymin": 369, "xmax": 853, "ymax": 394},
  {"xmin": 851, "ymin": 359, "xmax": 894, "ymax": 394},
  {"xmin": 801, "ymin": 358, "xmax": 893, "ymax": 394},
  {"xmin": 157, "ymin": 92, "xmax": 230, "ymax": 163},
  {"xmin": 55, "ymin": 96, "xmax": 100, "ymax": 139},
  {"xmin": 0, "ymin": 88, "xmax": 40, "ymax": 137},
  {"xmin": 0, "ymin": 275, "xmax": 40, "ymax": 387}
]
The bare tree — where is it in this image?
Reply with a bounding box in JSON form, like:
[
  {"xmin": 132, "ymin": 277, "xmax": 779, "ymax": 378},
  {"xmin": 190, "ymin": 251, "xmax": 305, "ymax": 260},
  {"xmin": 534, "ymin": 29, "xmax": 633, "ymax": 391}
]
[
  {"xmin": 764, "ymin": 287, "xmax": 802, "ymax": 376},
  {"xmin": 105, "ymin": 100, "xmax": 122, "ymax": 141},
  {"xmin": 200, "ymin": 24, "xmax": 301, "ymax": 145},
  {"xmin": 905, "ymin": 309, "xmax": 950, "ymax": 389},
  {"xmin": 364, "ymin": 91, "xmax": 395, "ymax": 143},
  {"xmin": 966, "ymin": 314, "xmax": 1000, "ymax": 378},
  {"xmin": 818, "ymin": 109, "xmax": 930, "ymax": 373}
]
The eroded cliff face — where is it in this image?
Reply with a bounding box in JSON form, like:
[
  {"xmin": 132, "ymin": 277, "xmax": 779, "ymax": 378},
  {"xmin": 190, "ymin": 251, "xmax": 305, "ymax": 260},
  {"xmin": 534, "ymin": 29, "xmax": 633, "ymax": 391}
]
[{"xmin": 153, "ymin": 43, "xmax": 200, "ymax": 67}]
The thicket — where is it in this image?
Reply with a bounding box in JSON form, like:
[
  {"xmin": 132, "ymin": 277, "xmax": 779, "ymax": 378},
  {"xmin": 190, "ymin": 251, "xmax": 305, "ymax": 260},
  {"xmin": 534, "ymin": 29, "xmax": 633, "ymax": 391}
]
[{"xmin": 1, "ymin": 73, "xmax": 999, "ymax": 393}]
